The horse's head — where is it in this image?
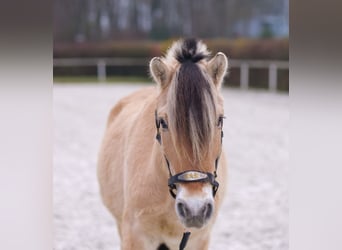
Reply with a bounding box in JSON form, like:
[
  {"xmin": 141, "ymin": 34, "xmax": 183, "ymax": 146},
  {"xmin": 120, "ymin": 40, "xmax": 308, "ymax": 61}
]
[{"xmin": 150, "ymin": 38, "xmax": 228, "ymax": 229}]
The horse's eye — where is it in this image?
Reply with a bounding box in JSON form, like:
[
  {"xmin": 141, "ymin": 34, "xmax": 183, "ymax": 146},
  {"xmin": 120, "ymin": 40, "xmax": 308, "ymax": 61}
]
[
  {"xmin": 160, "ymin": 118, "xmax": 168, "ymax": 129},
  {"xmin": 217, "ymin": 116, "xmax": 225, "ymax": 127}
]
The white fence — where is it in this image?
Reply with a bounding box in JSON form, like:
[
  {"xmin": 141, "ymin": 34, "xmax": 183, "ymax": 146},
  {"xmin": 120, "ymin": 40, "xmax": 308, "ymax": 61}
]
[{"xmin": 53, "ymin": 58, "xmax": 288, "ymax": 91}]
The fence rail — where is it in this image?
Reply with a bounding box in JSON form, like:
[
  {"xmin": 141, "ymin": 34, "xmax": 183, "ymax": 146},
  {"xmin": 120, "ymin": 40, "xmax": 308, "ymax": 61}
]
[{"xmin": 54, "ymin": 58, "xmax": 288, "ymax": 91}]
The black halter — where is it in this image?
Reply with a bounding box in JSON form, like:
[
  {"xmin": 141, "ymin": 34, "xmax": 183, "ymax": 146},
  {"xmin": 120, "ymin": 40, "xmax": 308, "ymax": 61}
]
[{"xmin": 155, "ymin": 110, "xmax": 224, "ymax": 199}]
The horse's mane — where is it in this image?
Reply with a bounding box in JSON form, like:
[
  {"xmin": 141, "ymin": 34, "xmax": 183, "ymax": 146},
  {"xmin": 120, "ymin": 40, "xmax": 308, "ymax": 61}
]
[{"xmin": 166, "ymin": 39, "xmax": 217, "ymax": 164}]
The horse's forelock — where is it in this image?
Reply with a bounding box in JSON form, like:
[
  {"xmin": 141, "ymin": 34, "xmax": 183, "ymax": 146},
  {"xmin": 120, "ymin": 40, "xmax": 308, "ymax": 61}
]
[{"xmin": 167, "ymin": 61, "xmax": 217, "ymax": 164}]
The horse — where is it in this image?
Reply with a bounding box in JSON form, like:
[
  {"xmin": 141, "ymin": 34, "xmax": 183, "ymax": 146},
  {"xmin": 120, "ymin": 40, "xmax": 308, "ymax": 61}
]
[{"xmin": 97, "ymin": 38, "xmax": 228, "ymax": 250}]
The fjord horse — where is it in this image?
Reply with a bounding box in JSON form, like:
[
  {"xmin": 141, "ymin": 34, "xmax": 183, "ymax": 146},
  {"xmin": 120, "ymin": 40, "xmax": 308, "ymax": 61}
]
[{"xmin": 97, "ymin": 38, "xmax": 228, "ymax": 250}]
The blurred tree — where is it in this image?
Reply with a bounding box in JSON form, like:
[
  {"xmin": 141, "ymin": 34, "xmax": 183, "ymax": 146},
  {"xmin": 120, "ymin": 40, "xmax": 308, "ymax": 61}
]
[
  {"xmin": 260, "ymin": 22, "xmax": 273, "ymax": 38},
  {"xmin": 53, "ymin": 0, "xmax": 288, "ymax": 43}
]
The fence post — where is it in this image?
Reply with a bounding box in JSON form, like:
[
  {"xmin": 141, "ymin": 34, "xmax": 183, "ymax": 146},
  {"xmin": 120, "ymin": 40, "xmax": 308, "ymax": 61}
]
[
  {"xmin": 240, "ymin": 63, "xmax": 249, "ymax": 89},
  {"xmin": 268, "ymin": 63, "xmax": 277, "ymax": 92},
  {"xmin": 97, "ymin": 60, "xmax": 106, "ymax": 82}
]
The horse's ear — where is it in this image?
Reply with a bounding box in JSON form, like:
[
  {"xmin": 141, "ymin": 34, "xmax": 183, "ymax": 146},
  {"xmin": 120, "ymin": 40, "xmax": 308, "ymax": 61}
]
[
  {"xmin": 149, "ymin": 57, "xmax": 170, "ymax": 89},
  {"xmin": 208, "ymin": 52, "xmax": 228, "ymax": 89}
]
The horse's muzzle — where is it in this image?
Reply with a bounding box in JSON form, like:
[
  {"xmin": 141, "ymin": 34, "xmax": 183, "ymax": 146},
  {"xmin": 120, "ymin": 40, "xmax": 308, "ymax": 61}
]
[{"xmin": 176, "ymin": 198, "xmax": 214, "ymax": 228}]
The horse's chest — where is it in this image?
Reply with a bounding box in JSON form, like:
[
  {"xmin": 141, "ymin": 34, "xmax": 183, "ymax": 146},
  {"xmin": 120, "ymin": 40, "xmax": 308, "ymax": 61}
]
[
  {"xmin": 140, "ymin": 212, "xmax": 180, "ymax": 236},
  {"xmin": 157, "ymin": 217, "xmax": 180, "ymax": 238},
  {"xmin": 138, "ymin": 214, "xmax": 208, "ymax": 250}
]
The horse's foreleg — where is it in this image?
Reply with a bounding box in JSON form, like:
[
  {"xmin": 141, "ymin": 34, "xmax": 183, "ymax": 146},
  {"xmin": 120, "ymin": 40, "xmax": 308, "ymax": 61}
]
[
  {"xmin": 198, "ymin": 240, "xmax": 210, "ymax": 250},
  {"xmin": 120, "ymin": 217, "xmax": 146, "ymax": 250},
  {"xmin": 121, "ymin": 231, "xmax": 145, "ymax": 249},
  {"xmin": 189, "ymin": 234, "xmax": 210, "ymax": 250}
]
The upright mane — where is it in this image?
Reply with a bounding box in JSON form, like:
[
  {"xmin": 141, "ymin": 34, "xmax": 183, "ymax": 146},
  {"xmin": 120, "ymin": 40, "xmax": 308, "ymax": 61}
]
[{"xmin": 166, "ymin": 39, "xmax": 217, "ymax": 164}]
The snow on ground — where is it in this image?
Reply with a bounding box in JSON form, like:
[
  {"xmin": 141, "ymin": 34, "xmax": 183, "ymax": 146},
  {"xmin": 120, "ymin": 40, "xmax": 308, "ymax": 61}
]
[{"xmin": 54, "ymin": 83, "xmax": 288, "ymax": 250}]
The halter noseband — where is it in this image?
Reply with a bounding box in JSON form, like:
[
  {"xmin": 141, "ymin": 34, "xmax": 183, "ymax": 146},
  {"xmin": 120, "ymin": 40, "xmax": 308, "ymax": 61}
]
[{"xmin": 155, "ymin": 110, "xmax": 224, "ymax": 199}]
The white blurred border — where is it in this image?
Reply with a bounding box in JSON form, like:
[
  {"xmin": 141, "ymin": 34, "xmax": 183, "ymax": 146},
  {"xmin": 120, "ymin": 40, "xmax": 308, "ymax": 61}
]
[
  {"xmin": 0, "ymin": 0, "xmax": 52, "ymax": 248},
  {"xmin": 291, "ymin": 0, "xmax": 342, "ymax": 249}
]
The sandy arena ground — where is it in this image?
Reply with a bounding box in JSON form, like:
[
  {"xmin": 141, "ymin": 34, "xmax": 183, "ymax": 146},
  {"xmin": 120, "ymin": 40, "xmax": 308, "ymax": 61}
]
[{"xmin": 54, "ymin": 83, "xmax": 288, "ymax": 250}]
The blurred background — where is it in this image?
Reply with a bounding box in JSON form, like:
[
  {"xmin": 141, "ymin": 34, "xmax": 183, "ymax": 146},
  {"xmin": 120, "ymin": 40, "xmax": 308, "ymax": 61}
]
[{"xmin": 53, "ymin": 0, "xmax": 289, "ymax": 91}]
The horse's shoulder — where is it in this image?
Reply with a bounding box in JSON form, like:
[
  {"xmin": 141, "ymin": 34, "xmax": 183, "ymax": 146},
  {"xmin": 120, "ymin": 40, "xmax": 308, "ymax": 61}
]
[{"xmin": 106, "ymin": 86, "xmax": 157, "ymax": 126}]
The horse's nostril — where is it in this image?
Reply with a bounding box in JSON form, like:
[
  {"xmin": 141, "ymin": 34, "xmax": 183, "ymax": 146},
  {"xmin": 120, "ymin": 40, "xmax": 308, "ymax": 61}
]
[
  {"xmin": 177, "ymin": 201, "xmax": 190, "ymax": 218},
  {"xmin": 202, "ymin": 202, "xmax": 213, "ymax": 220}
]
